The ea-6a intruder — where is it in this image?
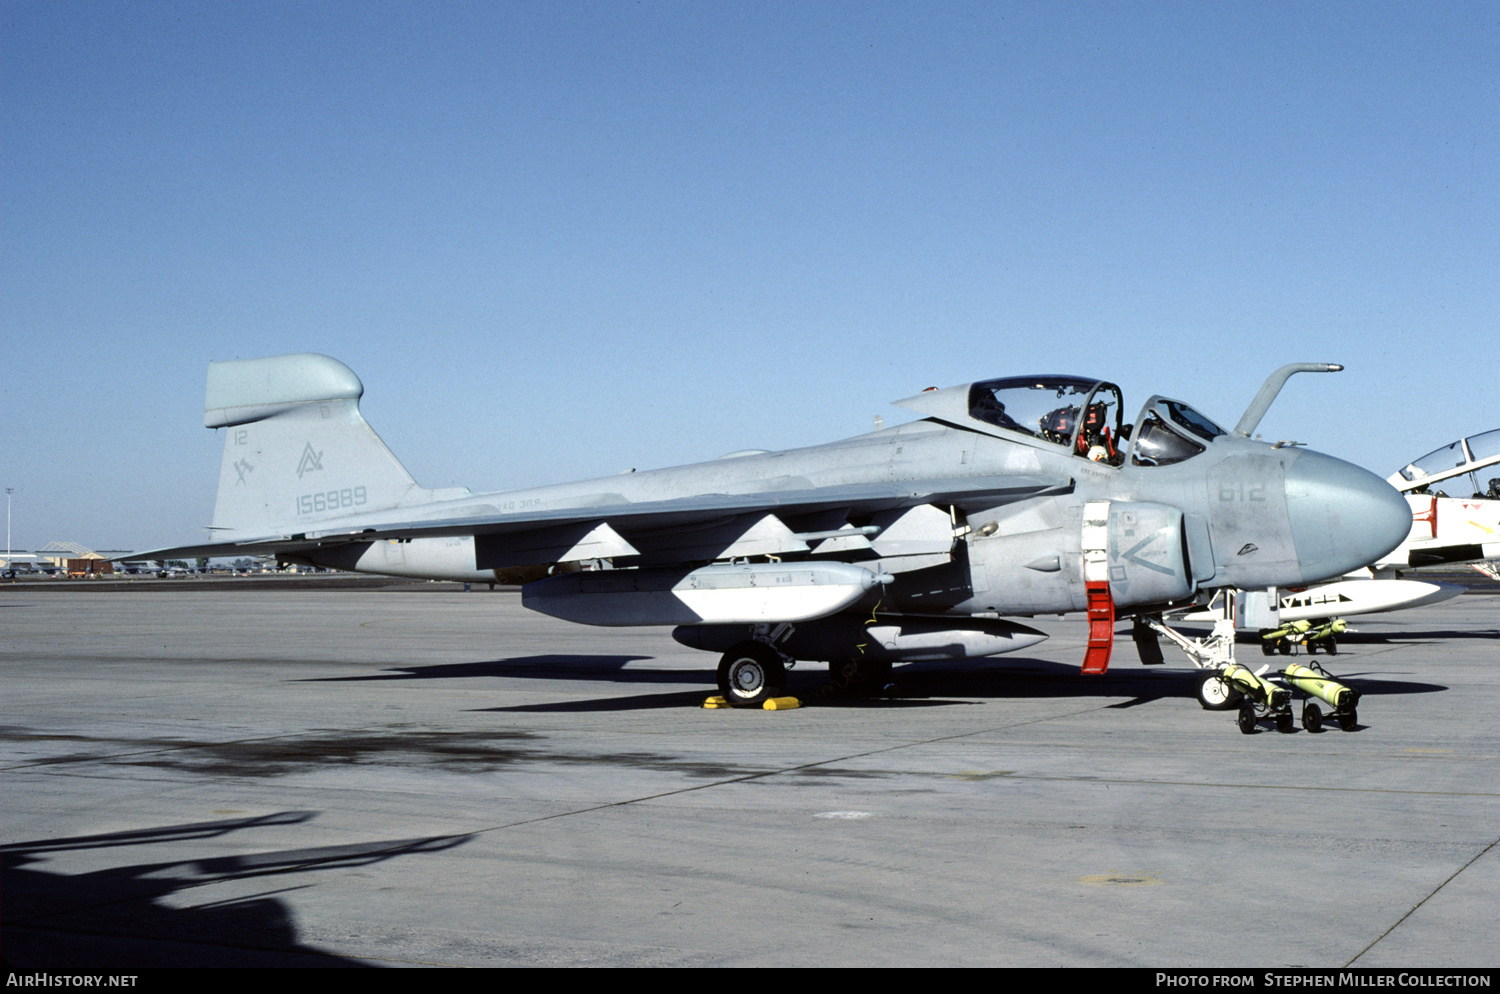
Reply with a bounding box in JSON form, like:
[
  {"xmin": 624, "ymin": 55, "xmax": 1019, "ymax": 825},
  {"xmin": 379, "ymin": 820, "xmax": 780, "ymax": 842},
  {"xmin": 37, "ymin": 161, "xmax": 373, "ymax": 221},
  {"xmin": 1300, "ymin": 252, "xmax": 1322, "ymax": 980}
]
[{"xmin": 128, "ymin": 355, "xmax": 1411, "ymax": 707}]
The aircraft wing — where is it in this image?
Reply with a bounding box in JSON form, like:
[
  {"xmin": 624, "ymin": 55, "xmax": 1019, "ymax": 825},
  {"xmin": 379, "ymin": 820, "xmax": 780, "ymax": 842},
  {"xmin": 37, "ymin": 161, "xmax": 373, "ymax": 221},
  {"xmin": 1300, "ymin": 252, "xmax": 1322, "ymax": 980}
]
[{"xmin": 123, "ymin": 474, "xmax": 1071, "ymax": 565}]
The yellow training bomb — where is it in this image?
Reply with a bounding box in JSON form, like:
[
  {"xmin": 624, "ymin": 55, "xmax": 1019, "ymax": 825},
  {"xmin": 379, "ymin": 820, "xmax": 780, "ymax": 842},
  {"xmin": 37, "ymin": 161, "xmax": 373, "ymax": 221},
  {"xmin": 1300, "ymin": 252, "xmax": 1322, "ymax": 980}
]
[
  {"xmin": 1283, "ymin": 663, "xmax": 1358, "ymax": 710},
  {"xmin": 1263, "ymin": 619, "xmax": 1312, "ymax": 643},
  {"xmin": 1305, "ymin": 619, "xmax": 1348, "ymax": 641},
  {"xmin": 1221, "ymin": 664, "xmax": 1290, "ymax": 710}
]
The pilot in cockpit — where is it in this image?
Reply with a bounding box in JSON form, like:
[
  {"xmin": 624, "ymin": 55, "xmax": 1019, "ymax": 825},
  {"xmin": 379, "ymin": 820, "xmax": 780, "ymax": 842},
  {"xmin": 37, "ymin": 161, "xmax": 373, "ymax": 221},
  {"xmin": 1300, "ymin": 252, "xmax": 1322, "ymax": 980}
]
[
  {"xmin": 1040, "ymin": 402, "xmax": 1123, "ymax": 465},
  {"xmin": 1078, "ymin": 402, "xmax": 1119, "ymax": 465}
]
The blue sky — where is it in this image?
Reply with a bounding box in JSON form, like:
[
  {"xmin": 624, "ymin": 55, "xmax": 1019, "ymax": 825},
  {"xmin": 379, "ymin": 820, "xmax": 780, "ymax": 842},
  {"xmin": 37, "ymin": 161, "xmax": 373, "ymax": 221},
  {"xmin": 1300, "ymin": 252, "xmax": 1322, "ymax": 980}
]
[{"xmin": 3, "ymin": 1, "xmax": 1496, "ymax": 551}]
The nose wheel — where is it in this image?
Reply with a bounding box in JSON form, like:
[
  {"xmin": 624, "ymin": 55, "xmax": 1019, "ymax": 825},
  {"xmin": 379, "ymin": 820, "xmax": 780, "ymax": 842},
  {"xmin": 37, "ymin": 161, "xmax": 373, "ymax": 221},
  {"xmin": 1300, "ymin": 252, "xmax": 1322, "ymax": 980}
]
[{"xmin": 1196, "ymin": 670, "xmax": 1243, "ymax": 711}]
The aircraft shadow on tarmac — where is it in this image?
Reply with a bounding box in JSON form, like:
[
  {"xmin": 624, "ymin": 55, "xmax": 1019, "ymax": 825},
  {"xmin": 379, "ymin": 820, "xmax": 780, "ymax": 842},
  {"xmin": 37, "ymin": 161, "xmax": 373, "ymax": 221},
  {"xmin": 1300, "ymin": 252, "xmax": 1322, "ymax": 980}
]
[
  {"xmin": 303, "ymin": 652, "xmax": 1448, "ymax": 713},
  {"xmin": 305, "ymin": 654, "xmax": 662, "ymax": 683},
  {"xmin": 0, "ymin": 811, "xmax": 468, "ymax": 969},
  {"xmin": 303, "ymin": 654, "xmax": 720, "ymax": 712}
]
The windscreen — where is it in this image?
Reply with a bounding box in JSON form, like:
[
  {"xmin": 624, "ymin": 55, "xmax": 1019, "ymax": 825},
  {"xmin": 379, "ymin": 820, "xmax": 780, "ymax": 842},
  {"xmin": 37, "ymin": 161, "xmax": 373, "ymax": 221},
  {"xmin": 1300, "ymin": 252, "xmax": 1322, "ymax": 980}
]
[
  {"xmin": 1161, "ymin": 401, "xmax": 1226, "ymax": 442},
  {"xmin": 1131, "ymin": 412, "xmax": 1205, "ymax": 467}
]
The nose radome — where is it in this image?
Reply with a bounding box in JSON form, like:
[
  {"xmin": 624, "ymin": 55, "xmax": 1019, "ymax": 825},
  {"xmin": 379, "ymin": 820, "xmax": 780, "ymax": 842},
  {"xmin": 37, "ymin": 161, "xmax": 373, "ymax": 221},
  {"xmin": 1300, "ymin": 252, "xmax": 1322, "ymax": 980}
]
[{"xmin": 1284, "ymin": 450, "xmax": 1412, "ymax": 583}]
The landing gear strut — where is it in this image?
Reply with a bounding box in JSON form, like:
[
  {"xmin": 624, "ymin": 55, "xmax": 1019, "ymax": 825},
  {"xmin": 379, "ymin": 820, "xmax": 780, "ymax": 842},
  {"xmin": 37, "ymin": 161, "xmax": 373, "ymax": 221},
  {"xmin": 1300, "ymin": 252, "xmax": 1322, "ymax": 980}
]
[
  {"xmin": 1148, "ymin": 595, "xmax": 1366, "ymax": 734},
  {"xmin": 1140, "ymin": 590, "xmax": 1236, "ymax": 683},
  {"xmin": 1146, "ymin": 593, "xmax": 1296, "ymax": 730}
]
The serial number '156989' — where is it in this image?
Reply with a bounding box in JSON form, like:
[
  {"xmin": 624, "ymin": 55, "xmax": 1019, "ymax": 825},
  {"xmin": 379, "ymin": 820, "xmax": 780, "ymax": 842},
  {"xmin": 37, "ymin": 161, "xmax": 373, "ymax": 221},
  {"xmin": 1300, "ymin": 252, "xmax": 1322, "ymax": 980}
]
[{"xmin": 298, "ymin": 487, "xmax": 367, "ymax": 514}]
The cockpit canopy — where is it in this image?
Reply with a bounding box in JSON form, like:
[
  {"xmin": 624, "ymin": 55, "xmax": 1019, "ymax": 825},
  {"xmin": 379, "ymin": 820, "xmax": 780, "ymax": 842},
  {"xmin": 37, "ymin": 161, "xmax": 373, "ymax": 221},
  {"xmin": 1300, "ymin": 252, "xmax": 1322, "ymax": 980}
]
[
  {"xmin": 968, "ymin": 376, "xmax": 1126, "ymax": 464},
  {"xmin": 962, "ymin": 376, "xmax": 1226, "ymax": 468},
  {"xmin": 1130, "ymin": 397, "xmax": 1228, "ymax": 468},
  {"xmin": 1391, "ymin": 428, "xmax": 1500, "ymax": 498}
]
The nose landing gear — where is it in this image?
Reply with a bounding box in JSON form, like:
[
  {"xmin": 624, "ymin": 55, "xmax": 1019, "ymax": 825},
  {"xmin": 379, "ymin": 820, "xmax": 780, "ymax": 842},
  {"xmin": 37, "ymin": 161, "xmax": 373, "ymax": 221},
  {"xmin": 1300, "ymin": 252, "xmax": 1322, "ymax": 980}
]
[{"xmin": 1142, "ymin": 593, "xmax": 1364, "ymax": 734}]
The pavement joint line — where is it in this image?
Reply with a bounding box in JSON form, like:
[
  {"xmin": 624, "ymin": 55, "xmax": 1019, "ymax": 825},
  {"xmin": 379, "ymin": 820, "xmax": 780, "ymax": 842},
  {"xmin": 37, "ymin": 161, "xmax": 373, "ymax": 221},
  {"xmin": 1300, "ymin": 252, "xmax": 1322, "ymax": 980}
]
[
  {"xmin": 456, "ymin": 702, "xmax": 1175, "ymax": 836},
  {"xmin": 1343, "ymin": 834, "xmax": 1500, "ymax": 967},
  {"xmin": 940, "ymin": 773, "xmax": 1499, "ymax": 797},
  {"xmin": 14, "ymin": 763, "xmax": 1494, "ymax": 800}
]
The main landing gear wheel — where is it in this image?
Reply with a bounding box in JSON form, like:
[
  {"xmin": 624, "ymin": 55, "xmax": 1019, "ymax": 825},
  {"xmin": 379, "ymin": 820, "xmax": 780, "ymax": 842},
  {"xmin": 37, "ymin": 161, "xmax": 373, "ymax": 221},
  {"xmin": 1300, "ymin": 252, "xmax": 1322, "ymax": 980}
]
[
  {"xmin": 1237, "ymin": 703, "xmax": 1258, "ymax": 735},
  {"xmin": 1196, "ymin": 670, "xmax": 1243, "ymax": 711},
  {"xmin": 717, "ymin": 641, "xmax": 787, "ymax": 708}
]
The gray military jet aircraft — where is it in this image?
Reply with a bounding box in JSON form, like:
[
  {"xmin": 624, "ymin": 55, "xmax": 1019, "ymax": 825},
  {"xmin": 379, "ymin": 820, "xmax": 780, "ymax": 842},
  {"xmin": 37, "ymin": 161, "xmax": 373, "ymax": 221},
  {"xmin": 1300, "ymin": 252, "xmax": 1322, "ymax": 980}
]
[{"xmin": 127, "ymin": 355, "xmax": 1411, "ymax": 707}]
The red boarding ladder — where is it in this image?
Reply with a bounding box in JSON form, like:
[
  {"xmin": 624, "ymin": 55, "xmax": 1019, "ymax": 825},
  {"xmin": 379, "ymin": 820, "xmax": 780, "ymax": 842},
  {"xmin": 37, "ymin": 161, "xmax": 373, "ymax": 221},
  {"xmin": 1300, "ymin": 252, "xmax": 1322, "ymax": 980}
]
[{"xmin": 1081, "ymin": 501, "xmax": 1113, "ymax": 674}]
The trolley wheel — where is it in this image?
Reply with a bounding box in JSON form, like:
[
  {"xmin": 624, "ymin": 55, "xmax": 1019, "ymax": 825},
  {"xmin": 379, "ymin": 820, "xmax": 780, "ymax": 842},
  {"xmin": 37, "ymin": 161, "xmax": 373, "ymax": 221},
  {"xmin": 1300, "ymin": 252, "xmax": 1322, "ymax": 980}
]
[
  {"xmin": 1276, "ymin": 712, "xmax": 1295, "ymax": 733},
  {"xmin": 1237, "ymin": 703, "xmax": 1258, "ymax": 735},
  {"xmin": 1306, "ymin": 642, "xmax": 1318, "ymax": 655},
  {"xmin": 1338, "ymin": 709, "xmax": 1358, "ymax": 731},
  {"xmin": 1324, "ymin": 639, "xmax": 1338, "ymax": 656},
  {"xmin": 1278, "ymin": 641, "xmax": 1293, "ymax": 656},
  {"xmin": 1303, "ymin": 702, "xmax": 1323, "ymax": 733},
  {"xmin": 1261, "ymin": 640, "xmax": 1276, "ymax": 656},
  {"xmin": 1196, "ymin": 670, "xmax": 1242, "ymax": 711}
]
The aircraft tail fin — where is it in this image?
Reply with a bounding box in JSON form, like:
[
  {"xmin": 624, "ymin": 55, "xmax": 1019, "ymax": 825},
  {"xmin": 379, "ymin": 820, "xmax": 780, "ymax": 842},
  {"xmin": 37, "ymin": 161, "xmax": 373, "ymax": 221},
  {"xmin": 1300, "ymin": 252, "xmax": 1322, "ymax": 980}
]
[{"xmin": 206, "ymin": 354, "xmax": 465, "ymax": 540}]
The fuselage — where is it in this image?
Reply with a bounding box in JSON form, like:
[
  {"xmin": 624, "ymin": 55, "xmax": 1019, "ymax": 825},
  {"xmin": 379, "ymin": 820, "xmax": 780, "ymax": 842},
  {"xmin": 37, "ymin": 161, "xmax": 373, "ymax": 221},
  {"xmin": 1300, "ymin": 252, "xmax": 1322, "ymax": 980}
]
[{"xmin": 296, "ymin": 384, "xmax": 1411, "ymax": 622}]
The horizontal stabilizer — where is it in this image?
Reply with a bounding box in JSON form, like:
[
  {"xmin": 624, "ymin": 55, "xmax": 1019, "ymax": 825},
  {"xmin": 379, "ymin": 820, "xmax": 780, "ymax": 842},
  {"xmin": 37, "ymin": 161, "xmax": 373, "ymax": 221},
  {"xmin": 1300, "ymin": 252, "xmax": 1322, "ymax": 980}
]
[{"xmin": 205, "ymin": 353, "xmax": 364, "ymax": 429}]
